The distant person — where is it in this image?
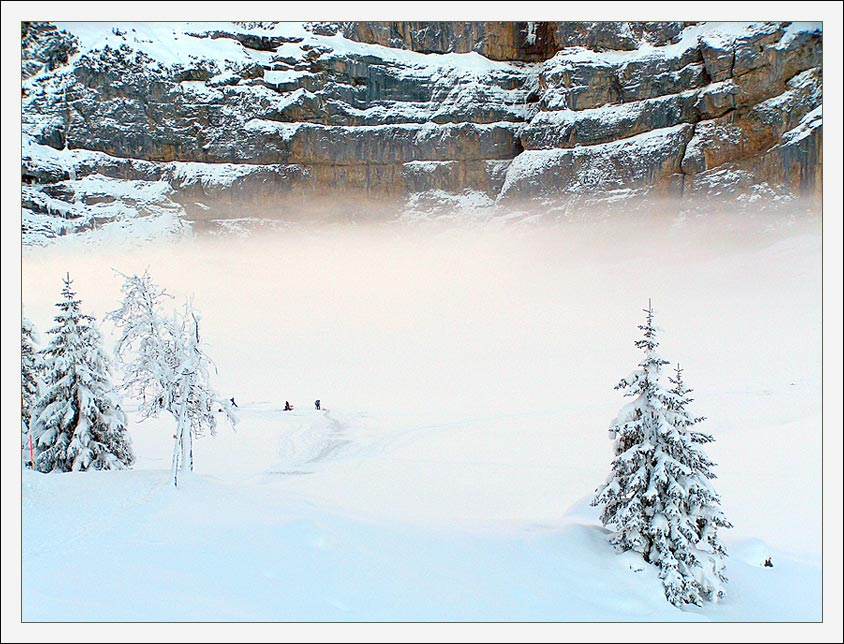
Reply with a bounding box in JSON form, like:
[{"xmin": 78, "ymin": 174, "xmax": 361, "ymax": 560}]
[
  {"xmin": 230, "ymin": 397, "xmax": 238, "ymax": 408},
  {"xmin": 314, "ymin": 399, "xmax": 321, "ymax": 411},
  {"xmin": 284, "ymin": 401, "xmax": 293, "ymax": 411}
]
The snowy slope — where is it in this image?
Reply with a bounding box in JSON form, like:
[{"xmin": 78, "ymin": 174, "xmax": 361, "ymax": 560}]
[
  {"xmin": 19, "ymin": 210, "xmax": 823, "ymax": 622},
  {"xmin": 21, "ymin": 465, "xmax": 819, "ymax": 622}
]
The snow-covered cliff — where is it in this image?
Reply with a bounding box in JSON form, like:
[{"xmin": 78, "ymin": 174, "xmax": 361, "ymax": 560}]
[{"xmin": 21, "ymin": 21, "xmax": 822, "ymax": 243}]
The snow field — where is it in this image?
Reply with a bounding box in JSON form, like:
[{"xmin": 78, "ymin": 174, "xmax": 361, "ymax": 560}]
[{"xmin": 20, "ymin": 212, "xmax": 822, "ymax": 620}]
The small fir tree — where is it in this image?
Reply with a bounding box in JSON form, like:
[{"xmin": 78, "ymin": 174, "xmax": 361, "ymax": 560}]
[
  {"xmin": 664, "ymin": 364, "xmax": 731, "ymax": 602},
  {"xmin": 22, "ymin": 315, "xmax": 42, "ymax": 465},
  {"xmin": 30, "ymin": 275, "xmax": 135, "ymax": 472},
  {"xmin": 592, "ymin": 302, "xmax": 730, "ymax": 607}
]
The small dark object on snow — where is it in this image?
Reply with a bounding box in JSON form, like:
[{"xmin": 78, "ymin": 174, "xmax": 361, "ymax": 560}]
[
  {"xmin": 764, "ymin": 557, "xmax": 773, "ymax": 568},
  {"xmin": 284, "ymin": 401, "xmax": 293, "ymax": 411},
  {"xmin": 315, "ymin": 399, "xmax": 321, "ymax": 410},
  {"xmin": 230, "ymin": 397, "xmax": 238, "ymax": 408}
]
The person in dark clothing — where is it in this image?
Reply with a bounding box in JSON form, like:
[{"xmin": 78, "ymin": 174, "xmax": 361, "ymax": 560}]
[
  {"xmin": 314, "ymin": 399, "xmax": 321, "ymax": 410},
  {"xmin": 284, "ymin": 401, "xmax": 293, "ymax": 411},
  {"xmin": 230, "ymin": 397, "xmax": 238, "ymax": 408}
]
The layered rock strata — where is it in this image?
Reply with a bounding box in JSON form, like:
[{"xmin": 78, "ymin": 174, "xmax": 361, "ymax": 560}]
[{"xmin": 21, "ymin": 21, "xmax": 822, "ymax": 242}]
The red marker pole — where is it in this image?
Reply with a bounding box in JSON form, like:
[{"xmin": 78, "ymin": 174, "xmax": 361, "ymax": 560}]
[{"xmin": 29, "ymin": 434, "xmax": 34, "ymax": 467}]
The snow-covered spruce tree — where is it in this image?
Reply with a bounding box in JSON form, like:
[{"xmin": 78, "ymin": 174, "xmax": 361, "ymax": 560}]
[
  {"xmin": 109, "ymin": 271, "xmax": 237, "ymax": 486},
  {"xmin": 591, "ymin": 302, "xmax": 730, "ymax": 607},
  {"xmin": 21, "ymin": 315, "xmax": 42, "ymax": 466},
  {"xmin": 30, "ymin": 275, "xmax": 135, "ymax": 473},
  {"xmin": 665, "ymin": 364, "xmax": 731, "ymax": 602}
]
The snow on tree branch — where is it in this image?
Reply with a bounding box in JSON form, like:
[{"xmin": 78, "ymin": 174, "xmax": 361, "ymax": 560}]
[
  {"xmin": 30, "ymin": 274, "xmax": 134, "ymax": 473},
  {"xmin": 591, "ymin": 304, "xmax": 731, "ymax": 607},
  {"xmin": 108, "ymin": 270, "xmax": 237, "ymax": 486}
]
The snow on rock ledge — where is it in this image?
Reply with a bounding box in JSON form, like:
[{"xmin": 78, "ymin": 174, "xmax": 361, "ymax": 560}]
[
  {"xmin": 20, "ymin": 21, "xmax": 822, "ymax": 242},
  {"xmin": 500, "ymin": 124, "xmax": 693, "ymax": 200}
]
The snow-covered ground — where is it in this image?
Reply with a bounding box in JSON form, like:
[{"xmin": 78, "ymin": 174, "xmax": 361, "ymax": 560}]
[{"xmin": 16, "ymin": 211, "xmax": 826, "ymax": 622}]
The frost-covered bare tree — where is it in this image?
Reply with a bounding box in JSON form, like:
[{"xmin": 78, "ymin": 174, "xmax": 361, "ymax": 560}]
[
  {"xmin": 591, "ymin": 302, "xmax": 730, "ymax": 607},
  {"xmin": 30, "ymin": 275, "xmax": 134, "ymax": 472},
  {"xmin": 109, "ymin": 270, "xmax": 237, "ymax": 486}
]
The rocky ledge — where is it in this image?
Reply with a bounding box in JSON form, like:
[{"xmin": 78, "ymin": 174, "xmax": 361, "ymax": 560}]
[{"xmin": 21, "ymin": 21, "xmax": 822, "ymax": 243}]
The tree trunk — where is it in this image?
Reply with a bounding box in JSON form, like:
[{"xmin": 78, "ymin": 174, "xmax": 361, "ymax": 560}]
[
  {"xmin": 170, "ymin": 430, "xmax": 181, "ymax": 487},
  {"xmin": 171, "ymin": 380, "xmax": 191, "ymax": 487},
  {"xmin": 180, "ymin": 376, "xmax": 193, "ymax": 474},
  {"xmin": 181, "ymin": 420, "xmax": 193, "ymax": 472},
  {"xmin": 187, "ymin": 426, "xmax": 194, "ymax": 471}
]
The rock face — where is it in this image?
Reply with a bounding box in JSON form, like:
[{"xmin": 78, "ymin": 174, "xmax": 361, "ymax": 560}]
[
  {"xmin": 341, "ymin": 21, "xmax": 691, "ymax": 61},
  {"xmin": 21, "ymin": 21, "xmax": 822, "ymax": 243}
]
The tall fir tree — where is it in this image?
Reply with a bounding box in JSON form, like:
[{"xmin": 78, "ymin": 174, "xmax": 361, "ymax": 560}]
[
  {"xmin": 592, "ymin": 302, "xmax": 730, "ymax": 607},
  {"xmin": 30, "ymin": 274, "xmax": 135, "ymax": 472},
  {"xmin": 22, "ymin": 315, "xmax": 42, "ymax": 465}
]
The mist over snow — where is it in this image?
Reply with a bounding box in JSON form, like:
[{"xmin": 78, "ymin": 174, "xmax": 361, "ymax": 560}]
[{"xmin": 19, "ymin": 210, "xmax": 821, "ymax": 621}]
